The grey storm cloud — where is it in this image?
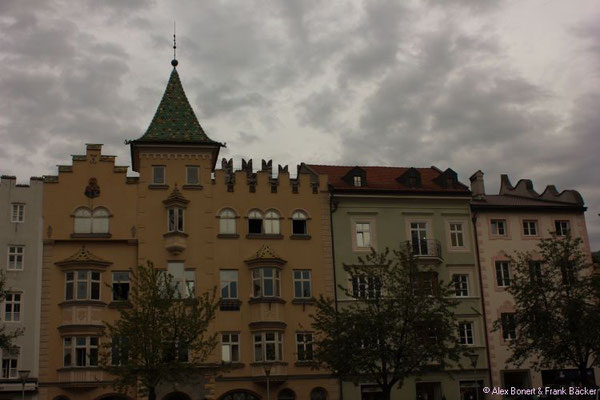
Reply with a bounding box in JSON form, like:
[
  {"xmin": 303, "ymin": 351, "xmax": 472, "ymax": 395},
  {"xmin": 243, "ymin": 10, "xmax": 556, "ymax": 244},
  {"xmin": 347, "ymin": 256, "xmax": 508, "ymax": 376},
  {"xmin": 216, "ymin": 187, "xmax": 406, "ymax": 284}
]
[{"xmin": 0, "ymin": 0, "xmax": 599, "ymax": 248}]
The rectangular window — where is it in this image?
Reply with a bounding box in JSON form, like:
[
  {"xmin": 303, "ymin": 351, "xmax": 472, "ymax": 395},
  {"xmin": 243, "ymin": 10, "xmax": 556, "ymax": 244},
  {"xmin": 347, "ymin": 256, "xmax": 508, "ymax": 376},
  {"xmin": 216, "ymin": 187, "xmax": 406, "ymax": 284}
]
[
  {"xmin": 495, "ymin": 261, "xmax": 511, "ymax": 287},
  {"xmin": 501, "ymin": 313, "xmax": 516, "ymax": 340},
  {"xmin": 64, "ymin": 336, "xmax": 98, "ymax": 367},
  {"xmin": 523, "ymin": 220, "xmax": 538, "ymax": 236},
  {"xmin": 167, "ymin": 262, "xmax": 195, "ymax": 298},
  {"xmin": 168, "ymin": 207, "xmax": 184, "ymax": 232},
  {"xmin": 411, "ymin": 271, "xmax": 439, "ymax": 296},
  {"xmin": 296, "ymin": 332, "xmax": 314, "ymax": 361},
  {"xmin": 111, "ymin": 336, "xmax": 129, "ymax": 366},
  {"xmin": 351, "ymin": 275, "xmax": 381, "ymax": 299},
  {"xmin": 353, "ymin": 175, "xmax": 362, "ymax": 187},
  {"xmin": 355, "ymin": 222, "xmax": 371, "ymax": 248},
  {"xmin": 152, "ymin": 165, "xmax": 165, "ymax": 184},
  {"xmin": 11, "ymin": 204, "xmax": 24, "ymax": 223},
  {"xmin": 410, "ymin": 222, "xmax": 429, "ymax": 255},
  {"xmin": 449, "ymin": 223, "xmax": 465, "ymax": 247},
  {"xmin": 452, "ymin": 274, "xmax": 469, "ymax": 297},
  {"xmin": 555, "ymin": 220, "xmax": 570, "ymax": 236},
  {"xmin": 186, "ymin": 166, "xmax": 200, "ymax": 185},
  {"xmin": 458, "ymin": 322, "xmax": 474, "ymax": 345},
  {"xmin": 112, "ymin": 271, "xmax": 130, "ymax": 301},
  {"xmin": 491, "ymin": 219, "xmax": 506, "ymax": 236},
  {"xmin": 1, "ymin": 348, "xmax": 18, "ymax": 379},
  {"xmin": 220, "ymin": 270, "xmax": 238, "ymax": 299},
  {"xmin": 7, "ymin": 246, "xmax": 24, "ymax": 270},
  {"xmin": 252, "ymin": 268, "xmax": 281, "ymax": 298},
  {"xmin": 221, "ymin": 333, "xmax": 240, "ymax": 363},
  {"xmin": 4, "ymin": 293, "xmax": 21, "ymax": 322},
  {"xmin": 66, "ymin": 271, "xmax": 101, "ymax": 301},
  {"xmin": 529, "ymin": 261, "xmax": 542, "ymax": 283},
  {"xmin": 254, "ymin": 331, "xmax": 283, "ymax": 362},
  {"xmin": 293, "ymin": 270, "xmax": 312, "ymax": 298}
]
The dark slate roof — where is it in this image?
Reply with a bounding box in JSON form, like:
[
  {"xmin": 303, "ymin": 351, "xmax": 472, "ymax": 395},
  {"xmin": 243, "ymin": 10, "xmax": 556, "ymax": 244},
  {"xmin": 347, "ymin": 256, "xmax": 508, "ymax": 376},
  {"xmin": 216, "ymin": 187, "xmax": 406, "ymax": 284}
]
[
  {"xmin": 306, "ymin": 164, "xmax": 470, "ymax": 194},
  {"xmin": 135, "ymin": 68, "xmax": 220, "ymax": 145}
]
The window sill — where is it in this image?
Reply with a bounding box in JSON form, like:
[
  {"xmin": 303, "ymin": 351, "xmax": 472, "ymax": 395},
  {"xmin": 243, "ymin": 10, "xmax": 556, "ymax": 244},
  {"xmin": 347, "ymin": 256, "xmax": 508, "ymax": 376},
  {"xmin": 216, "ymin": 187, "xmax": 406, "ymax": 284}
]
[
  {"xmin": 163, "ymin": 231, "xmax": 189, "ymax": 238},
  {"xmin": 108, "ymin": 300, "xmax": 131, "ymax": 309},
  {"xmin": 59, "ymin": 300, "xmax": 106, "ymax": 307},
  {"xmin": 182, "ymin": 184, "xmax": 203, "ymax": 190},
  {"xmin": 290, "ymin": 234, "xmax": 311, "ymax": 240},
  {"xmin": 148, "ymin": 184, "xmax": 169, "ymax": 190},
  {"xmin": 219, "ymin": 299, "xmax": 242, "ymax": 311},
  {"xmin": 217, "ymin": 233, "xmax": 240, "ymax": 239},
  {"xmin": 292, "ymin": 298, "xmax": 316, "ymax": 305},
  {"xmin": 248, "ymin": 297, "xmax": 286, "ymax": 305},
  {"xmin": 246, "ymin": 233, "xmax": 284, "ymax": 240},
  {"xmin": 221, "ymin": 362, "xmax": 245, "ymax": 369},
  {"xmin": 70, "ymin": 233, "xmax": 112, "ymax": 239}
]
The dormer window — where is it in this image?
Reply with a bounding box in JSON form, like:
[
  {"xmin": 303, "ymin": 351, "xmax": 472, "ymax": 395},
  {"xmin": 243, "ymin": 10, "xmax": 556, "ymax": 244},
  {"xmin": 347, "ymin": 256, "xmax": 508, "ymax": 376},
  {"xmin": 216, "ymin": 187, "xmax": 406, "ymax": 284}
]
[
  {"xmin": 168, "ymin": 207, "xmax": 184, "ymax": 232},
  {"xmin": 353, "ymin": 176, "xmax": 362, "ymax": 187}
]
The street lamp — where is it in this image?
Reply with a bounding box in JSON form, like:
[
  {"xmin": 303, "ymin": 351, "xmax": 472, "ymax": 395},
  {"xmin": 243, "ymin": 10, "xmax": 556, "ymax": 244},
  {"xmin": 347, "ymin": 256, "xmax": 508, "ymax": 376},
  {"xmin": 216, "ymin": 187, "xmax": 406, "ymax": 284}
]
[
  {"xmin": 263, "ymin": 365, "xmax": 271, "ymax": 400},
  {"xmin": 18, "ymin": 370, "xmax": 30, "ymax": 400},
  {"xmin": 468, "ymin": 354, "xmax": 479, "ymax": 400}
]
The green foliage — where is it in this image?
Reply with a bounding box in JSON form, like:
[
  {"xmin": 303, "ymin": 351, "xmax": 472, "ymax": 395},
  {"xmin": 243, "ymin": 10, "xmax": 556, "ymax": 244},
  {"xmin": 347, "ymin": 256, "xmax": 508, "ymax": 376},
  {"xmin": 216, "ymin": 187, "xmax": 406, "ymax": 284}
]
[
  {"xmin": 101, "ymin": 262, "xmax": 219, "ymax": 400},
  {"xmin": 311, "ymin": 243, "xmax": 469, "ymax": 398},
  {"xmin": 0, "ymin": 270, "xmax": 24, "ymax": 350},
  {"xmin": 495, "ymin": 234, "xmax": 600, "ymax": 384}
]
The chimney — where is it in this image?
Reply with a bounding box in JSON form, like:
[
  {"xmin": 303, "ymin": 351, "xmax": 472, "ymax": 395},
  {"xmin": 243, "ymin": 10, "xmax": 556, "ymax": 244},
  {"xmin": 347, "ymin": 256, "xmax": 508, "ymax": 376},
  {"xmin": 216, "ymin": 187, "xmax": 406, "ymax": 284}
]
[{"xmin": 469, "ymin": 170, "xmax": 485, "ymax": 200}]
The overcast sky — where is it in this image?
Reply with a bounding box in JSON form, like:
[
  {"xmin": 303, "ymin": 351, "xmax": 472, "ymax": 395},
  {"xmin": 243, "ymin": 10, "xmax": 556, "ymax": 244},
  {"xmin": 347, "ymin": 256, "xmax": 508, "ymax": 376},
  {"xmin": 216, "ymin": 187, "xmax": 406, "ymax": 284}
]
[{"xmin": 1, "ymin": 0, "xmax": 599, "ymax": 249}]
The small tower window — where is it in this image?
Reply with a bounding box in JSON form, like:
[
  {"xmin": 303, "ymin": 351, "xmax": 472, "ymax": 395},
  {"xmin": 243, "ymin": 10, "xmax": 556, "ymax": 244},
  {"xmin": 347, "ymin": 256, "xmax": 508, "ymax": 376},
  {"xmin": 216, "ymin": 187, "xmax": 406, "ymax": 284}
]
[
  {"xmin": 353, "ymin": 176, "xmax": 362, "ymax": 187},
  {"xmin": 248, "ymin": 210, "xmax": 263, "ymax": 234}
]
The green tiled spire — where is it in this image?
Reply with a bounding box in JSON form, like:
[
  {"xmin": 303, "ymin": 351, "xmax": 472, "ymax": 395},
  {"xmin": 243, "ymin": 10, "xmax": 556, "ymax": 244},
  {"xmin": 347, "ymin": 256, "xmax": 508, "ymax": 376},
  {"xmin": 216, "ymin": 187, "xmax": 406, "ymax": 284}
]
[{"xmin": 136, "ymin": 68, "xmax": 218, "ymax": 144}]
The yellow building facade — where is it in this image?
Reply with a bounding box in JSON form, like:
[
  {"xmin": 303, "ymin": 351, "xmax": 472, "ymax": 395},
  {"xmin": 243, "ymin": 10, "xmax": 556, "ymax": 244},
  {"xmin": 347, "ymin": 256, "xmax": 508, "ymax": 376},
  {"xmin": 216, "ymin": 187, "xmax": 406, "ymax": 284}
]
[{"xmin": 38, "ymin": 63, "xmax": 338, "ymax": 400}]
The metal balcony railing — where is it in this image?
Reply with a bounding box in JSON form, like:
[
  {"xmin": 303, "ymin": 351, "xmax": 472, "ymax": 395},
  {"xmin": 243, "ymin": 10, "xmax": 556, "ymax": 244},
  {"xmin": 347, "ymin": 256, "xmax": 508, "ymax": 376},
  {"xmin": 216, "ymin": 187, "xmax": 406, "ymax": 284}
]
[{"xmin": 409, "ymin": 238, "xmax": 442, "ymax": 260}]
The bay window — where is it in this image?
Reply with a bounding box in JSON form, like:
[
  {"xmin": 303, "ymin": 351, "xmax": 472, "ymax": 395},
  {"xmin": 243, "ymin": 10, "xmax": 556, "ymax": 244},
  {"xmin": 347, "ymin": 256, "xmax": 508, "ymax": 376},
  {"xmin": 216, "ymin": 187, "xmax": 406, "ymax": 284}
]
[{"xmin": 252, "ymin": 268, "xmax": 281, "ymax": 297}]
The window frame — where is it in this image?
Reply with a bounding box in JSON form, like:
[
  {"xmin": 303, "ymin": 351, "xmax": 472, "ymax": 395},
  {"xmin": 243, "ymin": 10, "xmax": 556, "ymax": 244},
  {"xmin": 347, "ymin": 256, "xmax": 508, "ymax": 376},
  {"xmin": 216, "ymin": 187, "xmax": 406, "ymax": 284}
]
[
  {"xmin": 64, "ymin": 336, "xmax": 99, "ymax": 367},
  {"xmin": 253, "ymin": 331, "xmax": 283, "ymax": 362},
  {"xmin": 3, "ymin": 293, "xmax": 22, "ymax": 322},
  {"xmin": 220, "ymin": 270, "xmax": 239, "ymax": 300},
  {"xmin": 353, "ymin": 175, "xmax": 362, "ymax": 187},
  {"xmin": 522, "ymin": 220, "xmax": 538, "ymax": 237},
  {"xmin": 167, "ymin": 207, "xmax": 185, "ymax": 233},
  {"xmin": 1, "ymin": 348, "xmax": 19, "ymax": 379},
  {"xmin": 293, "ymin": 270, "xmax": 312, "ymax": 299},
  {"xmin": 495, "ymin": 261, "xmax": 511, "ymax": 287},
  {"xmin": 111, "ymin": 271, "xmax": 130, "ymax": 301},
  {"xmin": 458, "ymin": 321, "xmax": 475, "ymax": 345},
  {"xmin": 186, "ymin": 165, "xmax": 200, "ymax": 185},
  {"xmin": 554, "ymin": 220, "xmax": 570, "ymax": 236},
  {"xmin": 166, "ymin": 262, "xmax": 195, "ymax": 299},
  {"xmin": 248, "ymin": 210, "xmax": 264, "ymax": 234},
  {"xmin": 11, "ymin": 203, "xmax": 24, "ymax": 223},
  {"xmin": 490, "ymin": 219, "xmax": 507, "ymax": 237},
  {"xmin": 355, "ymin": 222, "xmax": 371, "ymax": 248},
  {"xmin": 501, "ymin": 312, "xmax": 517, "ymax": 340},
  {"xmin": 65, "ymin": 270, "xmax": 101, "ymax": 301},
  {"xmin": 409, "ymin": 221, "xmax": 430, "ymax": 256},
  {"xmin": 291, "ymin": 210, "xmax": 308, "ymax": 235},
  {"xmin": 221, "ymin": 332, "xmax": 240, "ymax": 363},
  {"xmin": 351, "ymin": 275, "xmax": 382, "ymax": 299},
  {"xmin": 296, "ymin": 332, "xmax": 314, "ymax": 362},
  {"xmin": 219, "ymin": 208, "xmax": 237, "ymax": 234},
  {"xmin": 449, "ymin": 222, "xmax": 465, "ymax": 248},
  {"xmin": 152, "ymin": 165, "xmax": 166, "ymax": 185},
  {"xmin": 7, "ymin": 245, "xmax": 24, "ymax": 270},
  {"xmin": 452, "ymin": 274, "xmax": 469, "ymax": 297},
  {"xmin": 264, "ymin": 210, "xmax": 281, "ymax": 235},
  {"xmin": 252, "ymin": 267, "xmax": 281, "ymax": 298}
]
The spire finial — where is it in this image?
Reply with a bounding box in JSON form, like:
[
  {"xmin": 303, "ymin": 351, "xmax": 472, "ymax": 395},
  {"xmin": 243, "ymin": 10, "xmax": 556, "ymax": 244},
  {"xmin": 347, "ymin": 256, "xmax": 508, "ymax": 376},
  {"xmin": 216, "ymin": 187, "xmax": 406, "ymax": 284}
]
[{"xmin": 171, "ymin": 21, "xmax": 178, "ymax": 67}]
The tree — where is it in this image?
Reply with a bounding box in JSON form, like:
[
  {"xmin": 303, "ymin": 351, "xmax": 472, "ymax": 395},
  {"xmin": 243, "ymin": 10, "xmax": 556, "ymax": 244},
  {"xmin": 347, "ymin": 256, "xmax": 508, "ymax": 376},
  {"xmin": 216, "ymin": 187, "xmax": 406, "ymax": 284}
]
[
  {"xmin": 495, "ymin": 234, "xmax": 600, "ymax": 387},
  {"xmin": 0, "ymin": 270, "xmax": 24, "ymax": 350},
  {"xmin": 101, "ymin": 262, "xmax": 219, "ymax": 400},
  {"xmin": 311, "ymin": 243, "xmax": 469, "ymax": 400}
]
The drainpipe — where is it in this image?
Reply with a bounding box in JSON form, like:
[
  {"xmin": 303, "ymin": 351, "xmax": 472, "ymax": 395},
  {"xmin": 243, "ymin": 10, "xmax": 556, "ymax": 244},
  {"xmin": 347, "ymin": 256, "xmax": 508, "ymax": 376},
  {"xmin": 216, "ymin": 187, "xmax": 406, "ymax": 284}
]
[
  {"xmin": 328, "ymin": 187, "xmax": 343, "ymax": 400},
  {"xmin": 472, "ymin": 211, "xmax": 494, "ymax": 388}
]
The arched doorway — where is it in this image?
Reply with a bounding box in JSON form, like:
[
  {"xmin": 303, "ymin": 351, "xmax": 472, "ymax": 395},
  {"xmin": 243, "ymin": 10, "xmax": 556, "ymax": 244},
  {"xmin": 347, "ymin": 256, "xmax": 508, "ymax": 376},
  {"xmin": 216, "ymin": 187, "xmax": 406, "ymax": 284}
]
[
  {"xmin": 163, "ymin": 391, "xmax": 192, "ymax": 400},
  {"xmin": 219, "ymin": 390, "xmax": 260, "ymax": 400}
]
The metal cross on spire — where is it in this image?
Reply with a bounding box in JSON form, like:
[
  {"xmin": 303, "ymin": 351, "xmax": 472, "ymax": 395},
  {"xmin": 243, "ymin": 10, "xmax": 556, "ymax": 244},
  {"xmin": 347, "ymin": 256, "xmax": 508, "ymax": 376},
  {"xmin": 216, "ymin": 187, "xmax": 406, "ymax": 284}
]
[{"xmin": 171, "ymin": 21, "xmax": 178, "ymax": 67}]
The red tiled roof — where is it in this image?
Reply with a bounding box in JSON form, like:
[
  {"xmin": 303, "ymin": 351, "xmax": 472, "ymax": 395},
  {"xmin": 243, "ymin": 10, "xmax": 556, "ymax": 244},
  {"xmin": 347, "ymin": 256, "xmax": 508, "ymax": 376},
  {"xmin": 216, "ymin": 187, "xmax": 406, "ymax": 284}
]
[{"xmin": 306, "ymin": 164, "xmax": 470, "ymax": 193}]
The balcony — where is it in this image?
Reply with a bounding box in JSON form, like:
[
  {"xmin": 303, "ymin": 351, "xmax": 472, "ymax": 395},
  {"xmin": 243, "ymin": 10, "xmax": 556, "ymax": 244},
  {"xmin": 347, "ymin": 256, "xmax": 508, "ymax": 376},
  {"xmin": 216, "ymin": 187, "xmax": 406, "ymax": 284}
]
[{"xmin": 409, "ymin": 239, "xmax": 443, "ymax": 263}]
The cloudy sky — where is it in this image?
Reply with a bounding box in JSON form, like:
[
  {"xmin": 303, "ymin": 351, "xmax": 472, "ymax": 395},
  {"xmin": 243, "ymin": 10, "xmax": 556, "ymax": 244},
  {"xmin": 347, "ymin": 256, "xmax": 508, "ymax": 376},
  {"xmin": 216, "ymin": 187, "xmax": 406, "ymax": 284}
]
[{"xmin": 1, "ymin": 0, "xmax": 599, "ymax": 249}]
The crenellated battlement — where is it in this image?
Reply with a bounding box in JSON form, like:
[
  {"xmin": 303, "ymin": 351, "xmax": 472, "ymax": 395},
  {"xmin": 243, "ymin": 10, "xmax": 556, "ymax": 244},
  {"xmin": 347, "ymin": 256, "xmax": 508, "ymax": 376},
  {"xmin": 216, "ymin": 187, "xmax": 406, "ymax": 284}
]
[
  {"xmin": 0, "ymin": 175, "xmax": 44, "ymax": 188},
  {"xmin": 213, "ymin": 158, "xmax": 326, "ymax": 194}
]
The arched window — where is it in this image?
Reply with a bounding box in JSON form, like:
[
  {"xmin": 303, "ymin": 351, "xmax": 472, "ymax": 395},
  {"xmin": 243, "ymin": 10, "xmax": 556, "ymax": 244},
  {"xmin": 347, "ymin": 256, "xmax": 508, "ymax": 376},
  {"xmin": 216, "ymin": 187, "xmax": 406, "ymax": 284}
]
[
  {"xmin": 92, "ymin": 207, "xmax": 110, "ymax": 233},
  {"xmin": 310, "ymin": 388, "xmax": 327, "ymax": 400},
  {"xmin": 291, "ymin": 210, "xmax": 308, "ymax": 235},
  {"xmin": 248, "ymin": 210, "xmax": 263, "ymax": 234},
  {"xmin": 264, "ymin": 210, "xmax": 280, "ymax": 234},
  {"xmin": 277, "ymin": 389, "xmax": 296, "ymax": 400},
  {"xmin": 74, "ymin": 207, "xmax": 92, "ymax": 233},
  {"xmin": 219, "ymin": 209, "xmax": 237, "ymax": 234}
]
